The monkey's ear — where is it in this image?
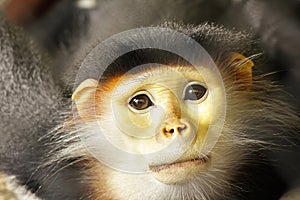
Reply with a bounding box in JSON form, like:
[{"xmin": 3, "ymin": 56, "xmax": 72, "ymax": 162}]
[
  {"xmin": 229, "ymin": 53, "xmax": 254, "ymax": 87},
  {"xmin": 72, "ymin": 79, "xmax": 99, "ymax": 122}
]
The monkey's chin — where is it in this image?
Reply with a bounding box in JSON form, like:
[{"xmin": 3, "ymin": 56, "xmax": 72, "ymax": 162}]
[{"xmin": 149, "ymin": 155, "xmax": 211, "ymax": 185}]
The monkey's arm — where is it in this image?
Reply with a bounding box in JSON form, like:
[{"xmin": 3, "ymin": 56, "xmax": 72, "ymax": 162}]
[
  {"xmin": 0, "ymin": 14, "xmax": 87, "ymax": 200},
  {"xmin": 0, "ymin": 13, "xmax": 60, "ymax": 175},
  {"xmin": 0, "ymin": 13, "xmax": 59, "ymax": 198}
]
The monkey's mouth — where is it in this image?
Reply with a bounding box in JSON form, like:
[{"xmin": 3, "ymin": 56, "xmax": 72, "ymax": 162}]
[{"xmin": 149, "ymin": 155, "xmax": 211, "ymax": 173}]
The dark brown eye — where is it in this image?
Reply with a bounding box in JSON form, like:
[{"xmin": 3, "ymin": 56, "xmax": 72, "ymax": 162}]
[
  {"xmin": 129, "ymin": 94, "xmax": 153, "ymax": 110},
  {"xmin": 184, "ymin": 83, "xmax": 207, "ymax": 101}
]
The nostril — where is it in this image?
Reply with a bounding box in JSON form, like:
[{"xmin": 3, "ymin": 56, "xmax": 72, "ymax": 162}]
[
  {"xmin": 163, "ymin": 127, "xmax": 174, "ymax": 134},
  {"xmin": 177, "ymin": 124, "xmax": 186, "ymax": 133},
  {"xmin": 162, "ymin": 123, "xmax": 187, "ymax": 138},
  {"xmin": 162, "ymin": 127, "xmax": 175, "ymax": 137}
]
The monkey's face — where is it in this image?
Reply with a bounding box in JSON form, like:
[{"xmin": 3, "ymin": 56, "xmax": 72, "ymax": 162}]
[
  {"xmin": 108, "ymin": 66, "xmax": 214, "ymax": 184},
  {"xmin": 73, "ymin": 64, "xmax": 228, "ymax": 187}
]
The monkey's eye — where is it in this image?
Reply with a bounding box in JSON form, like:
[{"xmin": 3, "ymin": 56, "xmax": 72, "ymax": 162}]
[
  {"xmin": 184, "ymin": 82, "xmax": 208, "ymax": 102},
  {"xmin": 129, "ymin": 92, "xmax": 154, "ymax": 111}
]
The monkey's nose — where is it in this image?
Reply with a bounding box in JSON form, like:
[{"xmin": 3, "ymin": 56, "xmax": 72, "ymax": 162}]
[{"xmin": 162, "ymin": 123, "xmax": 187, "ymax": 138}]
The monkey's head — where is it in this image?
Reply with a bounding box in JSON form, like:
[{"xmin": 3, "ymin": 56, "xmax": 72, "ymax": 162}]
[
  {"xmin": 73, "ymin": 62, "xmax": 217, "ymax": 182},
  {"xmin": 68, "ymin": 24, "xmax": 290, "ymax": 199}
]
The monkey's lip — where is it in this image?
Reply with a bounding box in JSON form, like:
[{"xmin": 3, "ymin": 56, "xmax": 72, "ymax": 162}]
[{"xmin": 149, "ymin": 155, "xmax": 211, "ymax": 173}]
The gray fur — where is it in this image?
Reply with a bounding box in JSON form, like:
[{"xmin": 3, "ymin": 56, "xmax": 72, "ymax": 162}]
[
  {"xmin": 0, "ymin": 15, "xmax": 85, "ymax": 200},
  {"xmin": 0, "ymin": 15, "xmax": 61, "ymax": 172}
]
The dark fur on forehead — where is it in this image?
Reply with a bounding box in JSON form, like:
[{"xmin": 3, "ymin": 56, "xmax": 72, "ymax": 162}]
[
  {"xmin": 105, "ymin": 22, "xmax": 257, "ymax": 78},
  {"xmin": 161, "ymin": 22, "xmax": 258, "ymax": 57},
  {"xmin": 75, "ymin": 22, "xmax": 259, "ymax": 88},
  {"xmin": 100, "ymin": 48, "xmax": 193, "ymax": 82}
]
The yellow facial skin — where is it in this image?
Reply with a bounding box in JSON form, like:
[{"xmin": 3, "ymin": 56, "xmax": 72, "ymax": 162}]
[{"xmin": 73, "ymin": 65, "xmax": 219, "ymax": 185}]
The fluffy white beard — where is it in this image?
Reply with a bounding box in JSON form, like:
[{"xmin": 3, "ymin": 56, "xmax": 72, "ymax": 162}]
[
  {"xmin": 92, "ymin": 142, "xmax": 241, "ymax": 200},
  {"xmin": 100, "ymin": 168, "xmax": 231, "ymax": 200},
  {"xmin": 78, "ymin": 122, "xmax": 244, "ymax": 200}
]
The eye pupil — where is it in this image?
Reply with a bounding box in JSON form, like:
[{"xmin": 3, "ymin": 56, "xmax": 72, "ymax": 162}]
[
  {"xmin": 184, "ymin": 84, "xmax": 207, "ymax": 101},
  {"xmin": 129, "ymin": 94, "xmax": 153, "ymax": 110}
]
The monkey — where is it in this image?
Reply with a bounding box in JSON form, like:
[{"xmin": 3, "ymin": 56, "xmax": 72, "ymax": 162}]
[
  {"xmin": 65, "ymin": 23, "xmax": 299, "ymax": 200},
  {"xmin": 0, "ymin": 2, "xmax": 300, "ymax": 200}
]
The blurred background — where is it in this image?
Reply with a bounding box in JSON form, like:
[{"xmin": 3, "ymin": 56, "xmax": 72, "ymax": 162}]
[{"xmin": 0, "ymin": 0, "xmax": 299, "ymax": 195}]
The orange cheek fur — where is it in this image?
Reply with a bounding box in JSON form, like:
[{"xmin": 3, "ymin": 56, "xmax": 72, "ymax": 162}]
[
  {"xmin": 94, "ymin": 75, "xmax": 124, "ymax": 118},
  {"xmin": 75, "ymin": 74, "xmax": 143, "ymax": 199},
  {"xmin": 86, "ymin": 158, "xmax": 120, "ymax": 200},
  {"xmin": 75, "ymin": 75, "xmax": 124, "ymax": 122}
]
